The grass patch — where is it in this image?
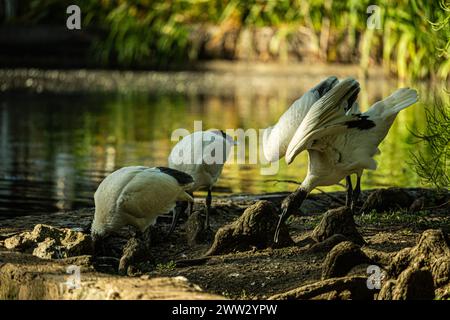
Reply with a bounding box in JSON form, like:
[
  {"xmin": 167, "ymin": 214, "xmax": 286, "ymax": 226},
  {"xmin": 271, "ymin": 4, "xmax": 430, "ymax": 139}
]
[
  {"xmin": 156, "ymin": 260, "xmax": 177, "ymax": 272},
  {"xmin": 356, "ymin": 210, "xmax": 450, "ymax": 230}
]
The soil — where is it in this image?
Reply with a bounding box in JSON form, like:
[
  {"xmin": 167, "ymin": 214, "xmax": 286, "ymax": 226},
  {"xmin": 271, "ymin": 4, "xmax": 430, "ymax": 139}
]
[{"xmin": 0, "ymin": 188, "xmax": 449, "ymax": 300}]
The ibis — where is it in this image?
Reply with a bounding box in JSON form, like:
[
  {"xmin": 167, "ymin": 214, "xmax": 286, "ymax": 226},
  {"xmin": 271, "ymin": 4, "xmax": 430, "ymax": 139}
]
[
  {"xmin": 168, "ymin": 130, "xmax": 235, "ymax": 231},
  {"xmin": 269, "ymin": 78, "xmax": 418, "ymax": 242},
  {"xmin": 91, "ymin": 166, "xmax": 194, "ymax": 249}
]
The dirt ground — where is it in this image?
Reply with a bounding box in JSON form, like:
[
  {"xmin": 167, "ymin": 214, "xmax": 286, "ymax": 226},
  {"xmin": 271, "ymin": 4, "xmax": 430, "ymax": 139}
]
[{"xmin": 0, "ymin": 188, "xmax": 449, "ymax": 300}]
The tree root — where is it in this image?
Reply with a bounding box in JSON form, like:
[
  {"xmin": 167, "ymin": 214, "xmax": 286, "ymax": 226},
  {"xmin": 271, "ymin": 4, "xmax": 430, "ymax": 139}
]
[
  {"xmin": 321, "ymin": 241, "xmax": 372, "ymax": 279},
  {"xmin": 205, "ymin": 201, "xmax": 294, "ymax": 256},
  {"xmin": 311, "ymin": 207, "xmax": 365, "ymax": 245},
  {"xmin": 269, "ymin": 276, "xmax": 373, "ymax": 300}
]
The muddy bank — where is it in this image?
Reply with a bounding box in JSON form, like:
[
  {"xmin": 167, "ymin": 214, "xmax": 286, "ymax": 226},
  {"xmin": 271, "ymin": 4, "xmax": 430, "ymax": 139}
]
[{"xmin": 0, "ymin": 187, "xmax": 449, "ymax": 300}]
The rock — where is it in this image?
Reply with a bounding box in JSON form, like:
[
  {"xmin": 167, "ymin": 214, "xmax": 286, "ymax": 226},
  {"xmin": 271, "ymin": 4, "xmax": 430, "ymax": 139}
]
[
  {"xmin": 360, "ymin": 188, "xmax": 413, "ymax": 213},
  {"xmin": 185, "ymin": 211, "xmax": 214, "ymax": 245},
  {"xmin": 311, "ymin": 207, "xmax": 365, "ymax": 245},
  {"xmin": 5, "ymin": 224, "xmax": 61, "ymax": 251},
  {"xmin": 205, "ymin": 201, "xmax": 294, "ymax": 256},
  {"xmin": 322, "ymin": 241, "xmax": 372, "ymax": 279},
  {"xmin": 308, "ymin": 234, "xmax": 348, "ymax": 253},
  {"xmin": 0, "ymin": 250, "xmax": 224, "ymax": 300},
  {"xmin": 4, "ymin": 224, "xmax": 92, "ymax": 259},
  {"xmin": 33, "ymin": 239, "xmax": 63, "ymax": 259}
]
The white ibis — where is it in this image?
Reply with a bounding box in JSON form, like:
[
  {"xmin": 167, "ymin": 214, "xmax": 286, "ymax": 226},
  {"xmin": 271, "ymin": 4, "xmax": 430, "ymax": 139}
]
[
  {"xmin": 168, "ymin": 130, "xmax": 235, "ymax": 231},
  {"xmin": 272, "ymin": 78, "xmax": 418, "ymax": 242},
  {"xmin": 91, "ymin": 166, "xmax": 194, "ymax": 248},
  {"xmin": 262, "ymin": 76, "xmax": 339, "ymax": 162}
]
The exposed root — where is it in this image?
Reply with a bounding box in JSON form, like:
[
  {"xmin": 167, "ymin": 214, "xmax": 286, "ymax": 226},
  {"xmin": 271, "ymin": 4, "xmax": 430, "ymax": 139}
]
[
  {"xmin": 321, "ymin": 241, "xmax": 372, "ymax": 280},
  {"xmin": 378, "ymin": 229, "xmax": 450, "ymax": 300},
  {"xmin": 311, "ymin": 207, "xmax": 365, "ymax": 245},
  {"xmin": 269, "ymin": 276, "xmax": 374, "ymax": 300},
  {"xmin": 205, "ymin": 201, "xmax": 294, "ymax": 256}
]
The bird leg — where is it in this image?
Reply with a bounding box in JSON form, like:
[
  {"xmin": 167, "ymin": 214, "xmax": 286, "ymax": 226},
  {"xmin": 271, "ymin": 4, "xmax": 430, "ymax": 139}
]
[
  {"xmin": 345, "ymin": 176, "xmax": 353, "ymax": 207},
  {"xmin": 205, "ymin": 188, "xmax": 212, "ymax": 229},
  {"xmin": 351, "ymin": 176, "xmax": 361, "ymax": 212}
]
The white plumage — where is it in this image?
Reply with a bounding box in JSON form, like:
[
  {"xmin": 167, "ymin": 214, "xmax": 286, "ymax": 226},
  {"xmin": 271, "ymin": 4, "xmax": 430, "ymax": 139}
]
[
  {"xmin": 91, "ymin": 166, "xmax": 194, "ymax": 242},
  {"xmin": 262, "ymin": 76, "xmax": 338, "ymax": 163},
  {"xmin": 270, "ymin": 77, "xmax": 419, "ymax": 242},
  {"xmin": 168, "ymin": 130, "xmax": 235, "ymax": 229},
  {"xmin": 286, "ymin": 80, "xmax": 418, "ymax": 190}
]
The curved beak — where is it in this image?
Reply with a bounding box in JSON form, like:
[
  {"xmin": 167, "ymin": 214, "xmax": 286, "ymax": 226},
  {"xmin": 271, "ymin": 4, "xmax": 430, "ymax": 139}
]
[
  {"xmin": 273, "ymin": 188, "xmax": 308, "ymax": 243},
  {"xmin": 168, "ymin": 207, "xmax": 181, "ymax": 235},
  {"xmin": 274, "ymin": 207, "xmax": 289, "ymax": 244}
]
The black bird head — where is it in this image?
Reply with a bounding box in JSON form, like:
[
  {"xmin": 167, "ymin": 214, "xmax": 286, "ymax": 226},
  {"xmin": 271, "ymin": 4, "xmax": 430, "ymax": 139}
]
[{"xmin": 274, "ymin": 188, "xmax": 308, "ymax": 243}]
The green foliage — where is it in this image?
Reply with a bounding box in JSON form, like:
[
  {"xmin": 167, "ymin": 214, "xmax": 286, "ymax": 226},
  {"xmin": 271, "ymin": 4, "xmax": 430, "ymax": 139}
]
[
  {"xmin": 156, "ymin": 260, "xmax": 177, "ymax": 272},
  {"xmin": 9, "ymin": 0, "xmax": 450, "ymax": 78},
  {"xmin": 410, "ymin": 101, "xmax": 450, "ymax": 190},
  {"xmin": 94, "ymin": 2, "xmax": 190, "ymax": 66}
]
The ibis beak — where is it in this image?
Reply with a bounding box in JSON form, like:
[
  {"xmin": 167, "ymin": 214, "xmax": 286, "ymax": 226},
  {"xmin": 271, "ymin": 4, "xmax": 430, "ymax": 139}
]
[
  {"xmin": 274, "ymin": 207, "xmax": 289, "ymax": 244},
  {"xmin": 168, "ymin": 207, "xmax": 181, "ymax": 235},
  {"xmin": 273, "ymin": 188, "xmax": 308, "ymax": 243}
]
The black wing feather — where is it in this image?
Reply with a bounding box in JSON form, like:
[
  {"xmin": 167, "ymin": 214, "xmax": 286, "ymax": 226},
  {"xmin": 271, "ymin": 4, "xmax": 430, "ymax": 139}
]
[
  {"xmin": 156, "ymin": 167, "xmax": 194, "ymax": 186},
  {"xmin": 345, "ymin": 115, "xmax": 375, "ymax": 130}
]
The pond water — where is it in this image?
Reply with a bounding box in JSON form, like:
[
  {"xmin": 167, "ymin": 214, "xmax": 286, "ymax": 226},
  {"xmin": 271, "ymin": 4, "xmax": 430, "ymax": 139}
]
[{"xmin": 0, "ymin": 72, "xmax": 440, "ymax": 216}]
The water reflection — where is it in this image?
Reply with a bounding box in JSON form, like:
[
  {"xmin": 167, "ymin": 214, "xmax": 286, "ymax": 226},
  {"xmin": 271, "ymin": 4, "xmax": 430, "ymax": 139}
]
[{"xmin": 0, "ymin": 77, "xmax": 439, "ymax": 216}]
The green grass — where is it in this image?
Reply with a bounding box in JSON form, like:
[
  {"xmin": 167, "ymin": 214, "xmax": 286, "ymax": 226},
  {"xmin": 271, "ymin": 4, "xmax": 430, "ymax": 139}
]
[
  {"xmin": 298, "ymin": 215, "xmax": 323, "ymax": 230},
  {"xmin": 221, "ymin": 289, "xmax": 250, "ymax": 300},
  {"xmin": 356, "ymin": 210, "xmax": 450, "ymax": 230},
  {"xmin": 155, "ymin": 260, "xmax": 177, "ymax": 272}
]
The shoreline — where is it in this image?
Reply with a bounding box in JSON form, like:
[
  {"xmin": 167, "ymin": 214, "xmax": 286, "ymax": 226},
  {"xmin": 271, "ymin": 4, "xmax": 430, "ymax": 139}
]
[
  {"xmin": 0, "ymin": 62, "xmax": 390, "ymax": 95},
  {"xmin": 1, "ymin": 187, "xmax": 449, "ymax": 300}
]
